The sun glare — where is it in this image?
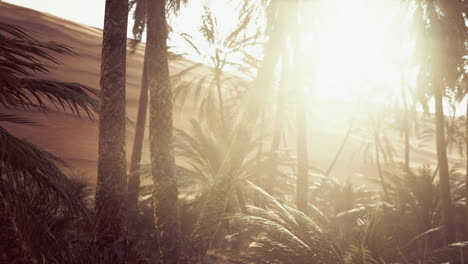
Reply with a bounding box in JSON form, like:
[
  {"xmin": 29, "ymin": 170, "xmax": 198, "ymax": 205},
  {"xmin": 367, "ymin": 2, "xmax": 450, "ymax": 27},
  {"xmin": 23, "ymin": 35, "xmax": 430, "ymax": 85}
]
[{"xmin": 301, "ymin": 0, "xmax": 413, "ymax": 102}]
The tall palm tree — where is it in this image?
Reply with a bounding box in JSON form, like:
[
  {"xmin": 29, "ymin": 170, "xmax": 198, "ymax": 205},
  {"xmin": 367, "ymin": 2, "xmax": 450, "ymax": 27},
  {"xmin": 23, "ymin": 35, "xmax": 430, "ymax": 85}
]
[
  {"xmin": 178, "ymin": 5, "xmax": 278, "ymax": 263},
  {"xmin": 401, "ymin": 80, "xmax": 412, "ymax": 173},
  {"xmin": 130, "ymin": 1, "xmax": 188, "ymax": 262},
  {"xmin": 94, "ymin": 0, "xmax": 129, "ymax": 262},
  {"xmin": 127, "ymin": 0, "xmax": 148, "ymax": 214},
  {"xmin": 412, "ymin": 0, "xmax": 466, "ymax": 243},
  {"xmin": 0, "ymin": 22, "xmax": 98, "ymax": 263},
  {"xmin": 466, "ymin": 95, "xmax": 468, "ymax": 236},
  {"xmin": 287, "ymin": 0, "xmax": 309, "ymax": 214},
  {"xmin": 146, "ymin": 0, "xmax": 183, "ymax": 262},
  {"xmin": 256, "ymin": 0, "xmax": 288, "ymax": 195},
  {"xmin": 295, "ymin": 68, "xmax": 309, "ymax": 213},
  {"xmin": 127, "ymin": 54, "xmax": 149, "ymax": 214},
  {"xmin": 174, "ymin": 3, "xmax": 261, "ymax": 213},
  {"xmin": 263, "ymin": 53, "xmax": 287, "ymax": 194}
]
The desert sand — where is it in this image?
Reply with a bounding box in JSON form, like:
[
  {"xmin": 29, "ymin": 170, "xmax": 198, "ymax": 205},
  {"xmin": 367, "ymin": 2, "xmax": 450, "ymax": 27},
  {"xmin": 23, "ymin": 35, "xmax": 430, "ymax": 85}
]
[{"xmin": 0, "ymin": 2, "xmax": 450, "ymax": 185}]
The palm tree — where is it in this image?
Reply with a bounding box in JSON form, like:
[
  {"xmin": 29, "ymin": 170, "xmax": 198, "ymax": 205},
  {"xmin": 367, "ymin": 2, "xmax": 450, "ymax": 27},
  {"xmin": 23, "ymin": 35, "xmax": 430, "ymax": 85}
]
[
  {"xmin": 174, "ymin": 4, "xmax": 260, "ymax": 119},
  {"xmin": 228, "ymin": 183, "xmax": 343, "ymax": 264},
  {"xmin": 286, "ymin": 0, "xmax": 309, "ymax": 214},
  {"xmin": 126, "ymin": 0, "xmax": 190, "ymax": 221},
  {"xmin": 178, "ymin": 55, "xmax": 268, "ymax": 264},
  {"xmin": 127, "ymin": 0, "xmax": 148, "ymax": 215},
  {"xmin": 127, "ymin": 54, "xmax": 149, "ymax": 215},
  {"xmin": 263, "ymin": 53, "xmax": 287, "ymax": 194},
  {"xmin": 400, "ymin": 78, "xmax": 413, "ymax": 173},
  {"xmin": 174, "ymin": 110, "xmax": 261, "ymax": 201},
  {"xmin": 412, "ymin": 0, "xmax": 466, "ymax": 243},
  {"xmin": 257, "ymin": 0, "xmax": 288, "ymax": 195},
  {"xmin": 146, "ymin": 0, "xmax": 183, "ymax": 262},
  {"xmin": 129, "ymin": 1, "xmax": 192, "ymax": 262},
  {"xmin": 94, "ymin": 0, "xmax": 128, "ymax": 262},
  {"xmin": 466, "ymin": 95, "xmax": 468, "ymax": 236},
  {"xmin": 177, "ymin": 4, "xmax": 284, "ymax": 262},
  {"xmin": 174, "ymin": 3, "xmax": 262, "ymax": 213},
  {"xmin": 0, "ymin": 22, "xmax": 98, "ymax": 263},
  {"xmin": 295, "ymin": 71, "xmax": 309, "ymax": 213}
]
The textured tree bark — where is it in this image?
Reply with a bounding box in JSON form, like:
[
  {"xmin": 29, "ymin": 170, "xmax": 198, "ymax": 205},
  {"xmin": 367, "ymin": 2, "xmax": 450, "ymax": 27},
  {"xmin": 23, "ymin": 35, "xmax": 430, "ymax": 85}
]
[
  {"xmin": 465, "ymin": 96, "xmax": 468, "ymax": 237},
  {"xmin": 434, "ymin": 90, "xmax": 455, "ymax": 243},
  {"xmin": 295, "ymin": 83, "xmax": 309, "ymax": 214},
  {"xmin": 94, "ymin": 0, "xmax": 128, "ymax": 262},
  {"xmin": 0, "ymin": 193, "xmax": 37, "ymax": 264},
  {"xmin": 128, "ymin": 53, "xmax": 149, "ymax": 212},
  {"xmin": 146, "ymin": 0, "xmax": 181, "ymax": 263}
]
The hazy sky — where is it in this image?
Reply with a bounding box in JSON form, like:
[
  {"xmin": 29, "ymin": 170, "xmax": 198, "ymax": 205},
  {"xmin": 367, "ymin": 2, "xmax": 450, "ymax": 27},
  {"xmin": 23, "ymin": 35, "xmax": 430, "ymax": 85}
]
[
  {"xmin": 4, "ymin": 0, "xmax": 106, "ymax": 28},
  {"xmin": 4, "ymin": 0, "xmax": 466, "ymax": 114},
  {"xmin": 3, "ymin": 0, "xmax": 222, "ymax": 41}
]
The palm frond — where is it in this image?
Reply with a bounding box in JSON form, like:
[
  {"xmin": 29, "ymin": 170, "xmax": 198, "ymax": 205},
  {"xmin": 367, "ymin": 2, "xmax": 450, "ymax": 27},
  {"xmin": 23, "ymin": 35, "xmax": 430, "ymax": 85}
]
[
  {"xmin": 229, "ymin": 182, "xmax": 342, "ymax": 264},
  {"xmin": 0, "ymin": 113, "xmax": 36, "ymax": 125},
  {"xmin": 0, "ymin": 22, "xmax": 98, "ymax": 116}
]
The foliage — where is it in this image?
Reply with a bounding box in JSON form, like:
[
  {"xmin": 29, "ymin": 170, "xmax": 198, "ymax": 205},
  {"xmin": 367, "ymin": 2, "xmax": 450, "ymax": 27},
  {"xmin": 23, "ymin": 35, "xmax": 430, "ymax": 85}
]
[
  {"xmin": 3, "ymin": 0, "xmax": 468, "ymax": 263},
  {"xmin": 0, "ymin": 22, "xmax": 97, "ymax": 262}
]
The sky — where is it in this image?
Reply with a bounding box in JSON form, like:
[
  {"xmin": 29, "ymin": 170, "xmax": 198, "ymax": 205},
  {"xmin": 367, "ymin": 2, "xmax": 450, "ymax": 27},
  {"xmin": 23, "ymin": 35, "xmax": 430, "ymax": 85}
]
[
  {"xmin": 2, "ymin": 0, "xmax": 202, "ymax": 47},
  {"xmin": 3, "ymin": 0, "xmax": 466, "ymax": 115},
  {"xmin": 3, "ymin": 0, "xmax": 218, "ymax": 40},
  {"xmin": 4, "ymin": 0, "xmax": 106, "ymax": 28}
]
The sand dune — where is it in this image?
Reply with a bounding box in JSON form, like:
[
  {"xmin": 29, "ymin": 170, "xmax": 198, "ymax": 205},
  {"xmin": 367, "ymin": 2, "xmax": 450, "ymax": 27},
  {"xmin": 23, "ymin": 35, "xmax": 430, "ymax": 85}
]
[
  {"xmin": 0, "ymin": 2, "xmax": 180, "ymax": 181},
  {"xmin": 1, "ymin": 2, "xmax": 451, "ymax": 184}
]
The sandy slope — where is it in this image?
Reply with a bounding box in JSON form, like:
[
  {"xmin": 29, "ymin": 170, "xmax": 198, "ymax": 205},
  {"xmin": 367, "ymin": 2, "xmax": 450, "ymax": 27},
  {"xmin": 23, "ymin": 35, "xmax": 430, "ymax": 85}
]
[
  {"xmin": 0, "ymin": 2, "xmax": 191, "ymax": 181},
  {"xmin": 0, "ymin": 2, "xmax": 452, "ymax": 184}
]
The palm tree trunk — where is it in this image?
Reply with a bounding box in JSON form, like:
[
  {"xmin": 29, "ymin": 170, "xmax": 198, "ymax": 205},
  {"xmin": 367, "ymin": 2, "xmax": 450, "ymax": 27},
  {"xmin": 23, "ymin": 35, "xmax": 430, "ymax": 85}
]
[
  {"xmin": 404, "ymin": 119, "xmax": 410, "ymax": 171},
  {"xmin": 0, "ymin": 193, "xmax": 37, "ymax": 264},
  {"xmin": 295, "ymin": 84, "xmax": 309, "ymax": 214},
  {"xmin": 128, "ymin": 53, "xmax": 149, "ymax": 214},
  {"xmin": 146, "ymin": 0, "xmax": 181, "ymax": 263},
  {"xmin": 402, "ymin": 86, "xmax": 410, "ymax": 173},
  {"xmin": 94, "ymin": 0, "xmax": 128, "ymax": 262},
  {"xmin": 434, "ymin": 90, "xmax": 455, "ymax": 243},
  {"xmin": 215, "ymin": 68, "xmax": 226, "ymax": 129},
  {"xmin": 325, "ymin": 123, "xmax": 353, "ymax": 176},
  {"xmin": 264, "ymin": 53, "xmax": 287, "ymax": 195},
  {"xmin": 253, "ymin": 121, "xmax": 264, "ymax": 205},
  {"xmin": 465, "ymin": 95, "xmax": 468, "ymax": 237},
  {"xmin": 374, "ymin": 136, "xmax": 390, "ymax": 201}
]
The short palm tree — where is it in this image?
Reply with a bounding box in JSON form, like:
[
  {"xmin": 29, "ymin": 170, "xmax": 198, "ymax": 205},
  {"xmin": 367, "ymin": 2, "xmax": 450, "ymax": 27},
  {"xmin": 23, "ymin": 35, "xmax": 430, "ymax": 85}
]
[{"xmin": 228, "ymin": 183, "xmax": 343, "ymax": 264}]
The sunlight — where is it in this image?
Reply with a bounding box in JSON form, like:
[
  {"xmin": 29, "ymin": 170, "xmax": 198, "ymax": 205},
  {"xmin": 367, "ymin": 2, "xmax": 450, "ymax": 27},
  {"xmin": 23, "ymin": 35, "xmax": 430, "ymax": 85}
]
[{"xmin": 300, "ymin": 0, "xmax": 413, "ymax": 102}]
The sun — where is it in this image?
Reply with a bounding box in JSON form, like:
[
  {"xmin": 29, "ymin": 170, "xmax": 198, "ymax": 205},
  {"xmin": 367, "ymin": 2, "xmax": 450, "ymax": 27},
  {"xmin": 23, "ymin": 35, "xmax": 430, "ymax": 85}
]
[{"xmin": 300, "ymin": 0, "xmax": 414, "ymax": 102}]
